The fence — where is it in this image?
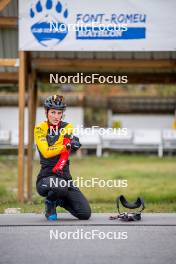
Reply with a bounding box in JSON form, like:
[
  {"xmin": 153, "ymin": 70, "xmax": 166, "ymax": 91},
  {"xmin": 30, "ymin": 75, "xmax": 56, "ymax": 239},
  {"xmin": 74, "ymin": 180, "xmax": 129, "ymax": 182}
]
[{"xmin": 0, "ymin": 128, "xmax": 176, "ymax": 157}]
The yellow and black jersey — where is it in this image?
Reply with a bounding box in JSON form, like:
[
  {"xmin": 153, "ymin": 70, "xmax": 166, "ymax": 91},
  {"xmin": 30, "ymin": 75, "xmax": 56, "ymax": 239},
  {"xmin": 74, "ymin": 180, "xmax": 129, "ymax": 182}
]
[{"xmin": 34, "ymin": 120, "xmax": 73, "ymax": 169}]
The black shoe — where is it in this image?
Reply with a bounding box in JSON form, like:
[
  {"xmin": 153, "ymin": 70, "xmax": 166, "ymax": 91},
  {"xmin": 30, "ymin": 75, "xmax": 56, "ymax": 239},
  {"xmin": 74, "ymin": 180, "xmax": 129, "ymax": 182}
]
[{"xmin": 45, "ymin": 199, "xmax": 57, "ymax": 221}]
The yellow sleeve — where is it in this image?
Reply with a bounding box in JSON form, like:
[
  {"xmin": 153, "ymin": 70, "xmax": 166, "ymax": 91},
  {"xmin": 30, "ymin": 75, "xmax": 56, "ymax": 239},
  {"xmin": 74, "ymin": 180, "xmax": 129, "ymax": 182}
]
[{"xmin": 34, "ymin": 125, "xmax": 66, "ymax": 159}]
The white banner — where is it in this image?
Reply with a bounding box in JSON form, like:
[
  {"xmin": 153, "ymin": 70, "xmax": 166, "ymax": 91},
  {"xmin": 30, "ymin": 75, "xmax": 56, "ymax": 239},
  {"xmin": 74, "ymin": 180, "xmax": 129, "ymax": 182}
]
[{"xmin": 19, "ymin": 0, "xmax": 176, "ymax": 51}]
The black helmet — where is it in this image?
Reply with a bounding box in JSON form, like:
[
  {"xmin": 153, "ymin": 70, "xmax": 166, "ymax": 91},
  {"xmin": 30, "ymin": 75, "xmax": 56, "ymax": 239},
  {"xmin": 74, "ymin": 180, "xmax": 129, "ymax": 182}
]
[{"xmin": 44, "ymin": 95, "xmax": 66, "ymax": 111}]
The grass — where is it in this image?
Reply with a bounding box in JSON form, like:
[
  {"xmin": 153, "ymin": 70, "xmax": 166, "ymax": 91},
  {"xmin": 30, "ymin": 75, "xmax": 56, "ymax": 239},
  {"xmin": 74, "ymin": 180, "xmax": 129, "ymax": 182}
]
[{"xmin": 0, "ymin": 154, "xmax": 176, "ymax": 213}]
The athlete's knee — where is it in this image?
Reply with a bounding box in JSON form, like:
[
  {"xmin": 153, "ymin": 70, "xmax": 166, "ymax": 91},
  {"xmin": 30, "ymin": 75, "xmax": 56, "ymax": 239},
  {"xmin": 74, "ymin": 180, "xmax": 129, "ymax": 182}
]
[{"xmin": 77, "ymin": 207, "xmax": 91, "ymax": 220}]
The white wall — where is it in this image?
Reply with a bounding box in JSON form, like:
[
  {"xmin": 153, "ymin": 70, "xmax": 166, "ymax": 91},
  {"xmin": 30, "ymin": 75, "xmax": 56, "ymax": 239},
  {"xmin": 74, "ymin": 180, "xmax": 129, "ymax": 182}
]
[
  {"xmin": 0, "ymin": 107, "xmax": 84, "ymax": 132},
  {"xmin": 111, "ymin": 114, "xmax": 173, "ymax": 129},
  {"xmin": 0, "ymin": 107, "xmax": 174, "ymax": 132}
]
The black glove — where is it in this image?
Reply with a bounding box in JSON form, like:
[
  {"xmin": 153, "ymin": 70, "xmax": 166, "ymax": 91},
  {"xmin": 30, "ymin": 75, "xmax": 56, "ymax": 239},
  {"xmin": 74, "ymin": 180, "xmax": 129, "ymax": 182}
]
[{"xmin": 71, "ymin": 136, "xmax": 81, "ymax": 152}]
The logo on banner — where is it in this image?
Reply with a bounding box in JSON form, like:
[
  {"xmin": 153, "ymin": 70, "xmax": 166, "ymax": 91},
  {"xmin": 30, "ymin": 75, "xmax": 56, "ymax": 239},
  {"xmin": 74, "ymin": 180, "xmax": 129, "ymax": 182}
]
[
  {"xmin": 76, "ymin": 13, "xmax": 146, "ymax": 40},
  {"xmin": 30, "ymin": 0, "xmax": 68, "ymax": 47}
]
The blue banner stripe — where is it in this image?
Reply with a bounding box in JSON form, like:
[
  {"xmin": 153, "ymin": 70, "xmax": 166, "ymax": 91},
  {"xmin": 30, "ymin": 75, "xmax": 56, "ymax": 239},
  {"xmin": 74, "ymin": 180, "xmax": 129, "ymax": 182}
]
[{"xmin": 76, "ymin": 27, "xmax": 146, "ymax": 40}]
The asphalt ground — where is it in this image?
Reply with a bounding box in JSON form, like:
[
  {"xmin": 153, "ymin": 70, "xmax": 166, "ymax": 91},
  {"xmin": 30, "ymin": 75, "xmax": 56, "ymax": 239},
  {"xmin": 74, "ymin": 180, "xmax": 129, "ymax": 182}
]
[{"xmin": 0, "ymin": 213, "xmax": 175, "ymax": 264}]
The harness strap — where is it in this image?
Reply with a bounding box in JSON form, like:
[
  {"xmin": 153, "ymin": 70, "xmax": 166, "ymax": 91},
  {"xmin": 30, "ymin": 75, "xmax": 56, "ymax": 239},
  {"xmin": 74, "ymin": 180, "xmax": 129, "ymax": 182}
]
[
  {"xmin": 109, "ymin": 195, "xmax": 145, "ymax": 221},
  {"xmin": 117, "ymin": 195, "xmax": 145, "ymax": 214}
]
